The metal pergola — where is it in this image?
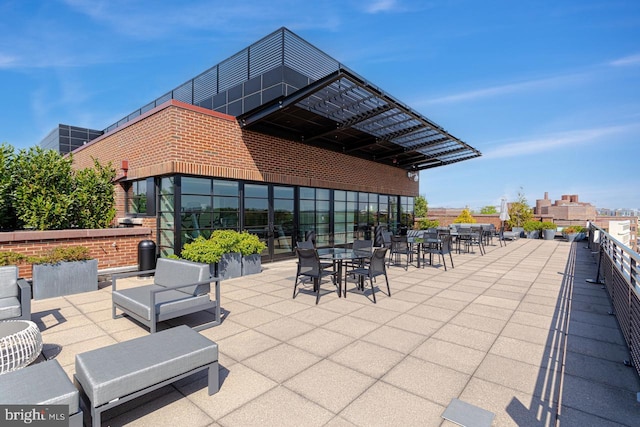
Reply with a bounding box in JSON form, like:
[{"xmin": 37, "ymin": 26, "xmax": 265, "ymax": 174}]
[{"xmin": 239, "ymin": 67, "xmax": 481, "ymax": 171}]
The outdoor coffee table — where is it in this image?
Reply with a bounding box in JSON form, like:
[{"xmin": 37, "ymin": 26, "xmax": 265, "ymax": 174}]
[{"xmin": 0, "ymin": 320, "xmax": 43, "ymax": 374}]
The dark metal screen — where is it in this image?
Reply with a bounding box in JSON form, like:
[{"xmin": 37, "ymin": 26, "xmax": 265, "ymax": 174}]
[{"xmin": 102, "ymin": 28, "xmax": 339, "ymax": 132}]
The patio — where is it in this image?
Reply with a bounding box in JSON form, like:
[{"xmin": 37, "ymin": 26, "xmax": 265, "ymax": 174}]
[{"xmin": 30, "ymin": 238, "xmax": 640, "ymax": 426}]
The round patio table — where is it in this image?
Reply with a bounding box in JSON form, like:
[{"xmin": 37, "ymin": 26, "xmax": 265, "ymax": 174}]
[
  {"xmin": 0, "ymin": 320, "xmax": 43, "ymax": 374},
  {"xmin": 318, "ymin": 248, "xmax": 372, "ymax": 297}
]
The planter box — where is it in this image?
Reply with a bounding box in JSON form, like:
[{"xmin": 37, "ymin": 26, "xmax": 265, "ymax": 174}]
[
  {"xmin": 216, "ymin": 252, "xmax": 242, "ymax": 280},
  {"xmin": 565, "ymin": 233, "xmax": 578, "ymax": 243},
  {"xmin": 526, "ymin": 230, "xmax": 540, "ymax": 239},
  {"xmin": 242, "ymin": 254, "xmax": 262, "ymax": 276},
  {"xmin": 32, "ymin": 259, "xmax": 98, "ymax": 300},
  {"xmin": 542, "ymin": 229, "xmax": 556, "ymax": 240},
  {"xmin": 512, "ymin": 227, "xmax": 524, "ymax": 238}
]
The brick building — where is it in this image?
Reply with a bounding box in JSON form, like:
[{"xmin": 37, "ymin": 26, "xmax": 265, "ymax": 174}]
[
  {"xmin": 534, "ymin": 192, "xmax": 597, "ymax": 222},
  {"xmin": 42, "ymin": 28, "xmax": 480, "ymax": 261}
]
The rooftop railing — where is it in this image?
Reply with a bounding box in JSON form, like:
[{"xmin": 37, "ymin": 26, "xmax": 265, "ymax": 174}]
[{"xmin": 587, "ymin": 223, "xmax": 640, "ymax": 377}]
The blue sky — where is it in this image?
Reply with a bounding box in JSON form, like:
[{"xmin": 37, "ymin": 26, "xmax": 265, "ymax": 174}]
[{"xmin": 1, "ymin": 0, "xmax": 639, "ymax": 210}]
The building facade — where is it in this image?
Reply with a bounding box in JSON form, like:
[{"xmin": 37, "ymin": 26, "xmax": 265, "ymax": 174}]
[{"xmin": 44, "ymin": 28, "xmax": 480, "ymax": 261}]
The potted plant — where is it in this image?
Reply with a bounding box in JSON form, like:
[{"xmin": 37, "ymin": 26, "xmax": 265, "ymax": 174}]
[
  {"xmin": 540, "ymin": 222, "xmax": 557, "ymax": 240},
  {"xmin": 237, "ymin": 231, "xmax": 267, "ymax": 276},
  {"xmin": 562, "ymin": 226, "xmax": 580, "ymax": 242},
  {"xmin": 506, "ymin": 189, "xmax": 533, "ymax": 237},
  {"xmin": 30, "ymin": 246, "xmax": 98, "ymax": 299},
  {"xmin": 523, "ymin": 220, "xmax": 542, "ymax": 239}
]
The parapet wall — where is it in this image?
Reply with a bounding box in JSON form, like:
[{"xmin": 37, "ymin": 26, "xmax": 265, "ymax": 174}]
[{"xmin": 0, "ymin": 227, "xmax": 152, "ymax": 279}]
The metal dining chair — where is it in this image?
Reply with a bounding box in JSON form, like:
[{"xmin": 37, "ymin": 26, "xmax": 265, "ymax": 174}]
[
  {"xmin": 293, "ymin": 248, "xmax": 338, "ymax": 304},
  {"xmin": 389, "ymin": 235, "xmax": 412, "ymax": 270},
  {"xmin": 349, "ymin": 247, "xmax": 390, "ymax": 303},
  {"xmin": 423, "ymin": 234, "xmax": 454, "ymax": 271}
]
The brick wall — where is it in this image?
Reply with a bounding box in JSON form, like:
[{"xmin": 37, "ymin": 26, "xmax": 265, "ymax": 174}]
[
  {"xmin": 0, "ymin": 228, "xmax": 152, "ymax": 279},
  {"xmin": 71, "ymin": 100, "xmax": 418, "ymax": 219}
]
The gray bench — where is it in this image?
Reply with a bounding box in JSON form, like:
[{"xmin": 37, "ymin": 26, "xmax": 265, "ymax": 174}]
[
  {"xmin": 74, "ymin": 325, "xmax": 219, "ymax": 427},
  {"xmin": 112, "ymin": 257, "xmax": 221, "ymax": 333},
  {"xmin": 0, "ymin": 359, "xmax": 82, "ymax": 427}
]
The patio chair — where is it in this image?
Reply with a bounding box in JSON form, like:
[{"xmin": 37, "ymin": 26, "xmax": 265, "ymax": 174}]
[
  {"xmin": 349, "ymin": 247, "xmax": 390, "ymax": 303},
  {"xmin": 293, "ymin": 248, "xmax": 338, "ymax": 304},
  {"xmin": 296, "ymin": 240, "xmax": 333, "ymax": 271},
  {"xmin": 345, "ymin": 239, "xmax": 373, "ymax": 273},
  {"xmin": 467, "ymin": 226, "xmax": 485, "ymax": 255},
  {"xmin": 0, "ymin": 266, "xmax": 31, "ymax": 321},
  {"xmin": 423, "ymin": 234, "xmax": 454, "ymax": 271},
  {"xmin": 389, "ymin": 235, "xmax": 412, "ymax": 270}
]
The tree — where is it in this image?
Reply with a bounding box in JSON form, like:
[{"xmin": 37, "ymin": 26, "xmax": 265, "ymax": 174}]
[
  {"xmin": 414, "ymin": 195, "xmax": 428, "ymax": 218},
  {"xmin": 507, "ymin": 189, "xmax": 533, "ymax": 228},
  {"xmin": 480, "ymin": 205, "xmax": 497, "ymax": 214},
  {"xmin": 73, "ymin": 158, "xmax": 117, "ymax": 228},
  {"xmin": 0, "ymin": 143, "xmax": 15, "ymax": 230},
  {"xmin": 453, "ymin": 208, "xmax": 476, "ymax": 223},
  {"xmin": 2, "ymin": 144, "xmax": 117, "ymax": 230},
  {"xmin": 11, "ymin": 147, "xmax": 75, "ymax": 230}
]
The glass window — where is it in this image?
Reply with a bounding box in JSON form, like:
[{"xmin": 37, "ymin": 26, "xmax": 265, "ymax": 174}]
[
  {"xmin": 213, "ymin": 180, "xmax": 238, "ymax": 196},
  {"xmin": 128, "ymin": 180, "xmax": 147, "ymax": 214},
  {"xmin": 245, "ymin": 184, "xmax": 268, "ymax": 198},
  {"xmin": 182, "ymin": 177, "xmax": 211, "ymax": 195},
  {"xmin": 300, "ymin": 187, "xmax": 314, "ymax": 200},
  {"xmin": 274, "ymin": 186, "xmax": 294, "ymax": 199}
]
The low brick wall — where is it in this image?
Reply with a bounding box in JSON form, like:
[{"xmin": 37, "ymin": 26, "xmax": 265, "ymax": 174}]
[{"xmin": 0, "ymin": 228, "xmax": 153, "ymax": 279}]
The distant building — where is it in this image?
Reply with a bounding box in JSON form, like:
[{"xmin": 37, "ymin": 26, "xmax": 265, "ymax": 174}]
[
  {"xmin": 534, "ymin": 192, "xmax": 596, "ymax": 222},
  {"xmin": 535, "ymin": 191, "xmax": 637, "ymax": 251}
]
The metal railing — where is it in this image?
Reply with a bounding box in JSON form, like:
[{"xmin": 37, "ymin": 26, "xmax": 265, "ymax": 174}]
[{"xmin": 587, "ymin": 223, "xmax": 640, "ymax": 377}]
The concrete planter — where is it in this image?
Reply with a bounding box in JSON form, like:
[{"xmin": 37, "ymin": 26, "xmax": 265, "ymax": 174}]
[
  {"xmin": 215, "ymin": 252, "xmax": 242, "ymax": 280},
  {"xmin": 542, "ymin": 229, "xmax": 556, "ymax": 240},
  {"xmin": 526, "ymin": 230, "xmax": 540, "ymax": 239},
  {"xmin": 242, "ymin": 254, "xmax": 262, "ymax": 276},
  {"xmin": 512, "ymin": 227, "xmax": 524, "ymax": 238},
  {"xmin": 32, "ymin": 259, "xmax": 98, "ymax": 300},
  {"xmin": 565, "ymin": 233, "xmax": 578, "ymax": 243}
]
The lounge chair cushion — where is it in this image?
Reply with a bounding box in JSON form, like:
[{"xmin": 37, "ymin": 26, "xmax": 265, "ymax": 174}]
[
  {"xmin": 0, "ymin": 297, "xmax": 21, "ymax": 320},
  {"xmin": 112, "ymin": 284, "xmax": 212, "ymax": 321},
  {"xmin": 0, "ymin": 359, "xmax": 79, "ymax": 414},
  {"xmin": 75, "ymin": 325, "xmax": 218, "ymax": 407},
  {"xmin": 153, "ymin": 258, "xmax": 211, "ymax": 296},
  {"xmin": 0, "ymin": 266, "xmax": 18, "ymax": 299}
]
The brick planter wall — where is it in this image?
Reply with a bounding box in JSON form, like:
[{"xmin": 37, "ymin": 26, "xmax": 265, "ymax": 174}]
[{"xmin": 0, "ymin": 228, "xmax": 153, "ymax": 279}]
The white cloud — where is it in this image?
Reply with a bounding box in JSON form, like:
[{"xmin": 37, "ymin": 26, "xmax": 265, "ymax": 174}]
[
  {"xmin": 365, "ymin": 0, "xmax": 398, "ymax": 13},
  {"xmin": 483, "ymin": 123, "xmax": 640, "ymax": 160},
  {"xmin": 0, "ymin": 53, "xmax": 17, "ymax": 68},
  {"xmin": 422, "ymin": 73, "xmax": 587, "ymax": 105},
  {"xmin": 609, "ymin": 53, "xmax": 640, "ymax": 67}
]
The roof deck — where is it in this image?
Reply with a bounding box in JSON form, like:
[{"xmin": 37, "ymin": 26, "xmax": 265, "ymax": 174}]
[{"xmin": 31, "ymin": 238, "xmax": 639, "ymax": 426}]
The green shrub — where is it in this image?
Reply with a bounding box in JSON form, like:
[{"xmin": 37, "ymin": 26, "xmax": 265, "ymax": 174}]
[
  {"xmin": 0, "ymin": 251, "xmax": 26, "ymax": 266},
  {"xmin": 562, "ymin": 226, "xmax": 586, "ymax": 234},
  {"xmin": 180, "ymin": 230, "xmax": 266, "ymax": 263},
  {"xmin": 180, "ymin": 236, "xmax": 226, "ymax": 264},
  {"xmin": 506, "ymin": 189, "xmax": 533, "ymax": 229},
  {"xmin": 453, "ymin": 208, "xmax": 476, "ymax": 224},
  {"xmin": 30, "ymin": 246, "xmax": 92, "ymax": 264},
  {"xmin": 523, "ymin": 220, "xmax": 542, "ymax": 232},
  {"xmin": 236, "ymin": 231, "xmax": 266, "ymax": 256},
  {"xmin": 540, "ymin": 221, "xmax": 556, "ymax": 230},
  {"xmin": 0, "ymin": 145, "xmax": 116, "ymax": 230},
  {"xmin": 417, "ymin": 219, "xmax": 439, "ymax": 230}
]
